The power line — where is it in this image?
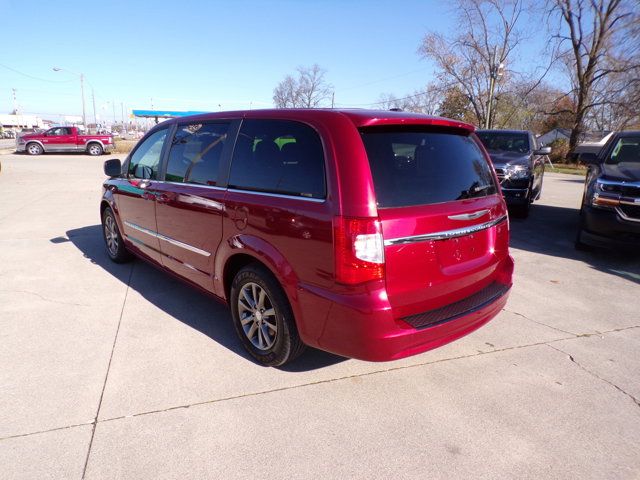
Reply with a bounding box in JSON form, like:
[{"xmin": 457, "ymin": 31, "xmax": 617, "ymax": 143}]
[
  {"xmin": 337, "ymin": 89, "xmax": 432, "ymax": 108},
  {"xmin": 338, "ymin": 67, "xmax": 431, "ymax": 92},
  {"xmin": 0, "ymin": 63, "xmax": 74, "ymax": 83}
]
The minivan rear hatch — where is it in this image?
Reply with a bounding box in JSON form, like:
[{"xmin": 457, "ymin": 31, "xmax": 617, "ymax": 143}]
[{"xmin": 360, "ymin": 126, "xmax": 511, "ymax": 323}]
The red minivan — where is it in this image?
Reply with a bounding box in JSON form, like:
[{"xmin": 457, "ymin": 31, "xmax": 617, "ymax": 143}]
[{"xmin": 101, "ymin": 109, "xmax": 513, "ymax": 366}]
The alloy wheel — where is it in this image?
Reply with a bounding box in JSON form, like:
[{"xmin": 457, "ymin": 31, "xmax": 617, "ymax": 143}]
[
  {"xmin": 237, "ymin": 282, "xmax": 277, "ymax": 350},
  {"xmin": 104, "ymin": 215, "xmax": 119, "ymax": 256}
]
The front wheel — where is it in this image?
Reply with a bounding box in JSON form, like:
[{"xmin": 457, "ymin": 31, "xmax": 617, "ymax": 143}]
[
  {"xmin": 26, "ymin": 142, "xmax": 43, "ymax": 155},
  {"xmin": 101, "ymin": 207, "xmax": 133, "ymax": 263},
  {"xmin": 87, "ymin": 143, "xmax": 104, "ymax": 156},
  {"xmin": 510, "ymin": 201, "xmax": 530, "ymax": 219},
  {"xmin": 230, "ymin": 264, "xmax": 305, "ymax": 366}
]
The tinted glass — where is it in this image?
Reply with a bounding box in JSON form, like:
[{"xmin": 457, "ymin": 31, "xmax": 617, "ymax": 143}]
[
  {"xmin": 607, "ymin": 137, "xmax": 640, "ymax": 164},
  {"xmin": 128, "ymin": 128, "xmax": 167, "ymax": 179},
  {"xmin": 361, "ymin": 128, "xmax": 497, "ymax": 208},
  {"xmin": 165, "ymin": 122, "xmax": 230, "ymax": 185},
  {"xmin": 228, "ymin": 120, "xmax": 325, "ymax": 198},
  {"xmin": 476, "ymin": 132, "xmax": 530, "ymax": 153}
]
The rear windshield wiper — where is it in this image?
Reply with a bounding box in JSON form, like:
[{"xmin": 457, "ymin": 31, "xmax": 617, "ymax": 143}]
[{"xmin": 458, "ymin": 183, "xmax": 493, "ymax": 199}]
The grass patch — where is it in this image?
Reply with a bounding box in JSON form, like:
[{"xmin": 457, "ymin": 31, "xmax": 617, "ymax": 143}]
[
  {"xmin": 113, "ymin": 140, "xmax": 137, "ymax": 154},
  {"xmin": 547, "ymin": 164, "xmax": 587, "ymax": 176}
]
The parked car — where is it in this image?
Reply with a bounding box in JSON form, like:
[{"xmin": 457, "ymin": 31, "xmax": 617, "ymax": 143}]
[
  {"xmin": 576, "ymin": 131, "xmax": 640, "ymax": 250},
  {"xmin": 16, "ymin": 126, "xmax": 114, "ymax": 155},
  {"xmin": 476, "ymin": 129, "xmax": 550, "ymax": 218},
  {"xmin": 100, "ymin": 109, "xmax": 513, "ymax": 366}
]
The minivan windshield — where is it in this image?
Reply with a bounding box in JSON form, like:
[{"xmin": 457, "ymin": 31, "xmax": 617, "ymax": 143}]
[
  {"xmin": 361, "ymin": 128, "xmax": 498, "ymax": 208},
  {"xmin": 476, "ymin": 131, "xmax": 530, "ymax": 153}
]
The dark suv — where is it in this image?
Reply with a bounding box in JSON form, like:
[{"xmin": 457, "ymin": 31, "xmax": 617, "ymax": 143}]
[
  {"xmin": 576, "ymin": 131, "xmax": 640, "ymax": 250},
  {"xmin": 100, "ymin": 109, "xmax": 513, "ymax": 366},
  {"xmin": 476, "ymin": 130, "xmax": 550, "ymax": 217}
]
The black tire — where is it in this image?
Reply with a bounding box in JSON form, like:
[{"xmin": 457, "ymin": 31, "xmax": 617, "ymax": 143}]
[
  {"xmin": 510, "ymin": 201, "xmax": 530, "ymax": 219},
  {"xmin": 574, "ymin": 211, "xmax": 593, "ymax": 251},
  {"xmin": 230, "ymin": 264, "xmax": 305, "ymax": 366},
  {"xmin": 101, "ymin": 207, "xmax": 133, "ymax": 263},
  {"xmin": 87, "ymin": 143, "xmax": 103, "ymax": 156},
  {"xmin": 26, "ymin": 142, "xmax": 43, "ymax": 155}
]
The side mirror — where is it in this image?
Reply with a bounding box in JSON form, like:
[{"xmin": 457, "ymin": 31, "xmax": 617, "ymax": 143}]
[
  {"xmin": 534, "ymin": 146, "xmax": 552, "ymax": 155},
  {"xmin": 579, "ymin": 152, "xmax": 600, "ymax": 165},
  {"xmin": 104, "ymin": 159, "xmax": 122, "ymax": 177}
]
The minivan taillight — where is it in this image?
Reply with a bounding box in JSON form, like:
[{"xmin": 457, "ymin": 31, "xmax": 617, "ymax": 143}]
[{"xmin": 334, "ymin": 217, "xmax": 385, "ymax": 284}]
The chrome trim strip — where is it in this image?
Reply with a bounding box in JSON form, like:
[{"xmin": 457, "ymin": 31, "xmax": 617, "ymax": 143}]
[
  {"xmin": 619, "ymin": 198, "xmax": 640, "ymax": 206},
  {"xmin": 448, "ymin": 209, "xmax": 490, "ymax": 221},
  {"xmin": 161, "ymin": 181, "xmax": 226, "ymax": 191},
  {"xmin": 597, "ymin": 178, "xmax": 640, "ymax": 188},
  {"xmin": 384, "ymin": 215, "xmax": 508, "ymax": 246},
  {"xmin": 226, "ymin": 187, "xmax": 326, "ymax": 203},
  {"xmin": 616, "ymin": 207, "xmax": 640, "ymax": 223},
  {"xmin": 124, "ymin": 221, "xmax": 211, "ymax": 257}
]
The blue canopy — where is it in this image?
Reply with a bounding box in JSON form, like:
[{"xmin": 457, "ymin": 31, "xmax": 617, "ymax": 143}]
[{"xmin": 132, "ymin": 110, "xmax": 208, "ymax": 118}]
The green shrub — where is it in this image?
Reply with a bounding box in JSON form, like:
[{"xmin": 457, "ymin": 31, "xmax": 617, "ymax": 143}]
[{"xmin": 548, "ymin": 138, "xmax": 571, "ymax": 164}]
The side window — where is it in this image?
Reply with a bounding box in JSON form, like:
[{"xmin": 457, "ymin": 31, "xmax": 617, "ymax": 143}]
[
  {"xmin": 128, "ymin": 128, "xmax": 168, "ymax": 179},
  {"xmin": 228, "ymin": 119, "xmax": 325, "ymax": 199},
  {"xmin": 165, "ymin": 122, "xmax": 230, "ymax": 186}
]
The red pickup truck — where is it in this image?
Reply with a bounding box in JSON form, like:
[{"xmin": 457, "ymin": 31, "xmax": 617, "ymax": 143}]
[{"xmin": 17, "ymin": 126, "xmax": 114, "ymax": 156}]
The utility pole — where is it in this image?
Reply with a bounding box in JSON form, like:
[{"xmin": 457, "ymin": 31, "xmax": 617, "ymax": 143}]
[
  {"xmin": 112, "ymin": 100, "xmax": 116, "ymax": 127},
  {"xmin": 331, "ymin": 91, "xmax": 335, "ymax": 108},
  {"xmin": 92, "ymin": 89, "xmax": 97, "ymax": 131},
  {"xmin": 79, "ymin": 74, "xmax": 86, "ymax": 130},
  {"xmin": 121, "ymin": 102, "xmax": 127, "ymax": 134},
  {"xmin": 484, "ymin": 47, "xmax": 504, "ymax": 129},
  {"xmin": 11, "ymin": 88, "xmax": 17, "ymax": 114}
]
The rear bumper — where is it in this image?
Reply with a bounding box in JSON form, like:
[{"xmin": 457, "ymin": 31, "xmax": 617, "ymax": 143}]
[
  {"xmin": 301, "ymin": 256, "xmax": 513, "ymax": 362},
  {"xmin": 580, "ymin": 206, "xmax": 640, "ymax": 248}
]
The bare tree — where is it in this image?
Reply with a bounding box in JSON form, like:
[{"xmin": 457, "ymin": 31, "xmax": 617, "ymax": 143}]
[
  {"xmin": 419, "ymin": 0, "xmax": 530, "ymax": 127},
  {"xmin": 273, "ymin": 65, "xmax": 333, "ymax": 108},
  {"xmin": 377, "ymin": 85, "xmax": 442, "ymax": 114},
  {"xmin": 549, "ymin": 0, "xmax": 640, "ymax": 155},
  {"xmin": 272, "ymin": 75, "xmax": 300, "ymax": 108}
]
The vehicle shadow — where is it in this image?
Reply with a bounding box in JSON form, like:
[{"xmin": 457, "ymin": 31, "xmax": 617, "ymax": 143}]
[
  {"xmin": 60, "ymin": 225, "xmax": 346, "ymax": 371},
  {"xmin": 509, "ymin": 204, "xmax": 640, "ymax": 284}
]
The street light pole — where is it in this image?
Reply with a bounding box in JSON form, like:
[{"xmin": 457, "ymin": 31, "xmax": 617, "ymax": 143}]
[
  {"xmin": 79, "ymin": 73, "xmax": 86, "ymax": 130},
  {"xmin": 91, "ymin": 88, "xmax": 97, "ymax": 130},
  {"xmin": 53, "ymin": 67, "xmax": 86, "ymax": 129}
]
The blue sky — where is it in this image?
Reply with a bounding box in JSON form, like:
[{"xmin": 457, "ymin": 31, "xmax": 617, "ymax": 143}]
[{"xmin": 1, "ymin": 0, "xmax": 551, "ymax": 121}]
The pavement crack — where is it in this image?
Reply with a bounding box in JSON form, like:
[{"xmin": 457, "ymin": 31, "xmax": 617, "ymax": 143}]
[
  {"xmin": 503, "ymin": 308, "xmax": 577, "ymax": 336},
  {"xmin": 0, "ymin": 421, "xmax": 93, "ymax": 442},
  {"xmin": 0, "ymin": 289, "xmax": 90, "ymax": 307},
  {"xmin": 80, "ymin": 263, "xmax": 134, "ymax": 479},
  {"xmin": 548, "ymin": 344, "xmax": 640, "ymax": 409},
  {"xmin": 99, "ymin": 337, "xmax": 577, "ymax": 424}
]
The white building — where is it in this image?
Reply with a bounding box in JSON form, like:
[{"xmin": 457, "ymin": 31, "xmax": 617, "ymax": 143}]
[{"xmin": 0, "ymin": 114, "xmax": 44, "ymax": 131}]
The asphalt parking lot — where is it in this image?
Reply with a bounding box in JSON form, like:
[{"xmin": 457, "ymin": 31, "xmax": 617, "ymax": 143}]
[{"xmin": 1, "ymin": 152, "xmax": 639, "ymax": 479}]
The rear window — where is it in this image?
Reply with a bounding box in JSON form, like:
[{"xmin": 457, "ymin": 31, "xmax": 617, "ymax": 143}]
[{"xmin": 361, "ymin": 128, "xmax": 497, "ymax": 208}]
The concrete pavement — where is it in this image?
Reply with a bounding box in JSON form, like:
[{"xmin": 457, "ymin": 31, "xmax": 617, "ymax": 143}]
[{"xmin": 0, "ymin": 153, "xmax": 638, "ymax": 479}]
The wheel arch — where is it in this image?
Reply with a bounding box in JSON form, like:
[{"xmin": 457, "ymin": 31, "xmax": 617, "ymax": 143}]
[
  {"xmin": 217, "ymin": 235, "xmax": 300, "ymax": 306},
  {"xmin": 25, "ymin": 140, "xmax": 45, "ymax": 151}
]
